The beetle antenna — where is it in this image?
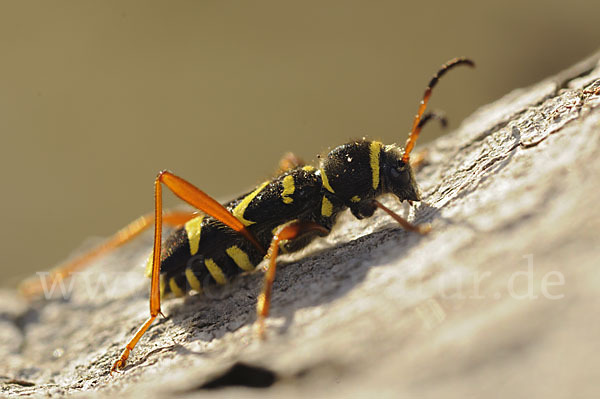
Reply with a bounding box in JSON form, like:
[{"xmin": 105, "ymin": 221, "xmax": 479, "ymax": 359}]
[
  {"xmin": 402, "ymin": 57, "xmax": 475, "ymax": 163},
  {"xmin": 418, "ymin": 110, "xmax": 448, "ymax": 130}
]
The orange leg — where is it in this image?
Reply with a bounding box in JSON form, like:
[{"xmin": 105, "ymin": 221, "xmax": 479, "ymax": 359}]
[
  {"xmin": 19, "ymin": 210, "xmax": 197, "ymax": 299},
  {"xmin": 373, "ymin": 199, "xmax": 431, "ymax": 234},
  {"xmin": 277, "ymin": 152, "xmax": 305, "ymax": 174},
  {"xmin": 111, "ymin": 170, "xmax": 264, "ymax": 373},
  {"xmin": 256, "ymin": 221, "xmax": 329, "ymax": 339}
]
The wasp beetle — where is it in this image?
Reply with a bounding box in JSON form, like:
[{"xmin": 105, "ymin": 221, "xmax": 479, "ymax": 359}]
[{"xmin": 20, "ymin": 57, "xmax": 474, "ymax": 373}]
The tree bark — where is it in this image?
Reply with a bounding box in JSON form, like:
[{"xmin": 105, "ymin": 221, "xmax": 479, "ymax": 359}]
[{"xmin": 2, "ymin": 50, "xmax": 600, "ymax": 398}]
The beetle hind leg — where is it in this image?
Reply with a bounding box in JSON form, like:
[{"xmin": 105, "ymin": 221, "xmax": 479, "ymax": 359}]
[
  {"xmin": 19, "ymin": 210, "xmax": 198, "ymax": 299},
  {"xmin": 111, "ymin": 170, "xmax": 265, "ymax": 373}
]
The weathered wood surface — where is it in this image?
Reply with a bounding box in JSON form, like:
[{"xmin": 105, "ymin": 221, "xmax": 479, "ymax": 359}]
[{"xmin": 2, "ymin": 51, "xmax": 600, "ymax": 398}]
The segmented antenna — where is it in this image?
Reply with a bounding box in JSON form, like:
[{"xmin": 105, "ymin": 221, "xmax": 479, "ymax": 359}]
[
  {"xmin": 402, "ymin": 57, "xmax": 475, "ymax": 163},
  {"xmin": 418, "ymin": 111, "xmax": 448, "ymax": 130}
]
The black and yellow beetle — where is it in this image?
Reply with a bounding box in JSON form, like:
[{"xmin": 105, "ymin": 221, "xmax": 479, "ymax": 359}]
[{"xmin": 20, "ymin": 57, "xmax": 474, "ymax": 373}]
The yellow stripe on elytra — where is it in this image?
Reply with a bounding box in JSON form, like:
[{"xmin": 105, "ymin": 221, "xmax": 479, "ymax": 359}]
[
  {"xmin": 169, "ymin": 277, "xmax": 185, "ymax": 297},
  {"xmin": 281, "ymin": 175, "xmax": 295, "ymax": 204},
  {"xmin": 185, "ymin": 267, "xmax": 203, "ymax": 293},
  {"xmin": 370, "ymin": 141, "xmax": 382, "ymax": 190},
  {"xmin": 302, "ymin": 165, "xmax": 315, "ymax": 172},
  {"xmin": 205, "ymin": 258, "xmax": 228, "ymax": 285},
  {"xmin": 232, "ymin": 181, "xmax": 270, "ymax": 226},
  {"xmin": 226, "ymin": 246, "xmax": 255, "ymax": 272},
  {"xmin": 159, "ymin": 277, "xmax": 166, "ymax": 298},
  {"xmin": 320, "ymin": 169, "xmax": 335, "ymax": 193},
  {"xmin": 321, "ymin": 196, "xmax": 333, "ymax": 217},
  {"xmin": 144, "ymin": 252, "xmax": 153, "ymax": 278},
  {"xmin": 185, "ymin": 215, "xmax": 205, "ymax": 255}
]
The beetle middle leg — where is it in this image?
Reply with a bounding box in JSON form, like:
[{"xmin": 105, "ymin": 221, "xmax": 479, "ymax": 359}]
[
  {"xmin": 277, "ymin": 152, "xmax": 306, "ymax": 173},
  {"xmin": 256, "ymin": 220, "xmax": 329, "ymax": 339}
]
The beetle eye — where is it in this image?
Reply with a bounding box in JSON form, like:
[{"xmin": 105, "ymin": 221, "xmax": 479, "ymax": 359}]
[
  {"xmin": 390, "ymin": 167, "xmax": 401, "ymax": 178},
  {"xmin": 397, "ymin": 160, "xmax": 406, "ymax": 170}
]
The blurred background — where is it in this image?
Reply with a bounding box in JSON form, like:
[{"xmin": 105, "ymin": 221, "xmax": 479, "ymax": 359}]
[{"xmin": 1, "ymin": 0, "xmax": 598, "ymax": 287}]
